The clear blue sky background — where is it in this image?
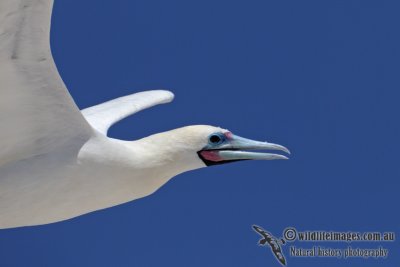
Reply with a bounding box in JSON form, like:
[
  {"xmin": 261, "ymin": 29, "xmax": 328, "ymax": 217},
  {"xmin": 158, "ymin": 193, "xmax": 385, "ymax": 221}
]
[{"xmin": 0, "ymin": 0, "xmax": 399, "ymax": 266}]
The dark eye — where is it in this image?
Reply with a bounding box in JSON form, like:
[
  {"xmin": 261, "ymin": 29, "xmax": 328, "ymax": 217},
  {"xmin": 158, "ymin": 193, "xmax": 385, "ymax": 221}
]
[{"xmin": 209, "ymin": 133, "xmax": 224, "ymax": 144}]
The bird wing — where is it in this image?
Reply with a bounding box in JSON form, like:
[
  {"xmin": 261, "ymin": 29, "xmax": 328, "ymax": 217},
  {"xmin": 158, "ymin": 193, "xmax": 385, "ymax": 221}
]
[
  {"xmin": 82, "ymin": 90, "xmax": 174, "ymax": 135},
  {"xmin": 0, "ymin": 0, "xmax": 93, "ymax": 166}
]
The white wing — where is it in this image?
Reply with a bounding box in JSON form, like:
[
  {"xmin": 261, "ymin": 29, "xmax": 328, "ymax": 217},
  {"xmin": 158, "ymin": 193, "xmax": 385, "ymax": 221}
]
[
  {"xmin": 82, "ymin": 90, "xmax": 174, "ymax": 135},
  {"xmin": 0, "ymin": 0, "xmax": 93, "ymax": 166}
]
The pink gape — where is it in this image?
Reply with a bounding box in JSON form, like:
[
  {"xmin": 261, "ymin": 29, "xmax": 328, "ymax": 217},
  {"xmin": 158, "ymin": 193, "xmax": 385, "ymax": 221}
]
[{"xmin": 199, "ymin": 150, "xmax": 223, "ymax": 162}]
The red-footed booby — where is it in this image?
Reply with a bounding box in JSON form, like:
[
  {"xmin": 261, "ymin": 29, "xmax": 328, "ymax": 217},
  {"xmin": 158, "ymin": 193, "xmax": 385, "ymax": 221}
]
[{"xmin": 0, "ymin": 0, "xmax": 290, "ymax": 229}]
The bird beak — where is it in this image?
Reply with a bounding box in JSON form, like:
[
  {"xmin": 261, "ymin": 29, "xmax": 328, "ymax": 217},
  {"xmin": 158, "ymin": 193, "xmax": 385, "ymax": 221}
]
[{"xmin": 198, "ymin": 133, "xmax": 290, "ymax": 166}]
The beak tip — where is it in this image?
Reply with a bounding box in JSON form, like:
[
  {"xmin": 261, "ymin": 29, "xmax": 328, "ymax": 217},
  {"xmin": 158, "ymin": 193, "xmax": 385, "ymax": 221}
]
[
  {"xmin": 282, "ymin": 146, "xmax": 291, "ymax": 155},
  {"xmin": 269, "ymin": 143, "xmax": 291, "ymax": 155},
  {"xmin": 271, "ymin": 154, "xmax": 289, "ymax": 160}
]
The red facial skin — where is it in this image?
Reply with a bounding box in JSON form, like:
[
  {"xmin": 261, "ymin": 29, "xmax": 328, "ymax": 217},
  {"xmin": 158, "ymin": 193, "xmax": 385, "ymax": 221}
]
[{"xmin": 224, "ymin": 131, "xmax": 233, "ymax": 140}]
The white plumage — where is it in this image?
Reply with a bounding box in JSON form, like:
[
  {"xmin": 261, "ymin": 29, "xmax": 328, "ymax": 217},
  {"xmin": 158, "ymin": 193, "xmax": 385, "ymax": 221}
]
[{"xmin": 0, "ymin": 0, "xmax": 289, "ymax": 229}]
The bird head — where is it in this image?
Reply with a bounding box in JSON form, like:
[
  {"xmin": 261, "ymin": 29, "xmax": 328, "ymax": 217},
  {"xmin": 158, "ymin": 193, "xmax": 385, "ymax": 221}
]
[
  {"xmin": 195, "ymin": 126, "xmax": 290, "ymax": 166},
  {"xmin": 140, "ymin": 125, "xmax": 290, "ymax": 172}
]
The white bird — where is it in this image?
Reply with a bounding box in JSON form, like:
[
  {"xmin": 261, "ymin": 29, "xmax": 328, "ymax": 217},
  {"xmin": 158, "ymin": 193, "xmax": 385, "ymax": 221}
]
[{"xmin": 0, "ymin": 0, "xmax": 290, "ymax": 229}]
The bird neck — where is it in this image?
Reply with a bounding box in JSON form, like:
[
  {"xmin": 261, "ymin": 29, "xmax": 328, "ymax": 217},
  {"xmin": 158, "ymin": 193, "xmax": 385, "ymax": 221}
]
[
  {"xmin": 78, "ymin": 129, "xmax": 206, "ymax": 200},
  {"xmin": 129, "ymin": 131, "xmax": 205, "ymax": 177}
]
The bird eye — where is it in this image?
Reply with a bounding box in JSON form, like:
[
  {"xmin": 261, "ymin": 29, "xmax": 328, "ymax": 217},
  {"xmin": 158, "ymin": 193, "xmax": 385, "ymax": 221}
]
[{"xmin": 209, "ymin": 133, "xmax": 224, "ymax": 145}]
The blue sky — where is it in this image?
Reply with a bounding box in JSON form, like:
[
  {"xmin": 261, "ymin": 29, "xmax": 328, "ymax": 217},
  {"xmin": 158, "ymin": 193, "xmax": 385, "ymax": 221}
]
[{"xmin": 0, "ymin": 0, "xmax": 399, "ymax": 266}]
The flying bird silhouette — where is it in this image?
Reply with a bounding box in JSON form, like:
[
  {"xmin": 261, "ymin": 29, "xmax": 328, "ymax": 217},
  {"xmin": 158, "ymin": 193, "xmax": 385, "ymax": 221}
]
[
  {"xmin": 252, "ymin": 225, "xmax": 287, "ymax": 266},
  {"xmin": 0, "ymin": 0, "xmax": 290, "ymax": 229}
]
